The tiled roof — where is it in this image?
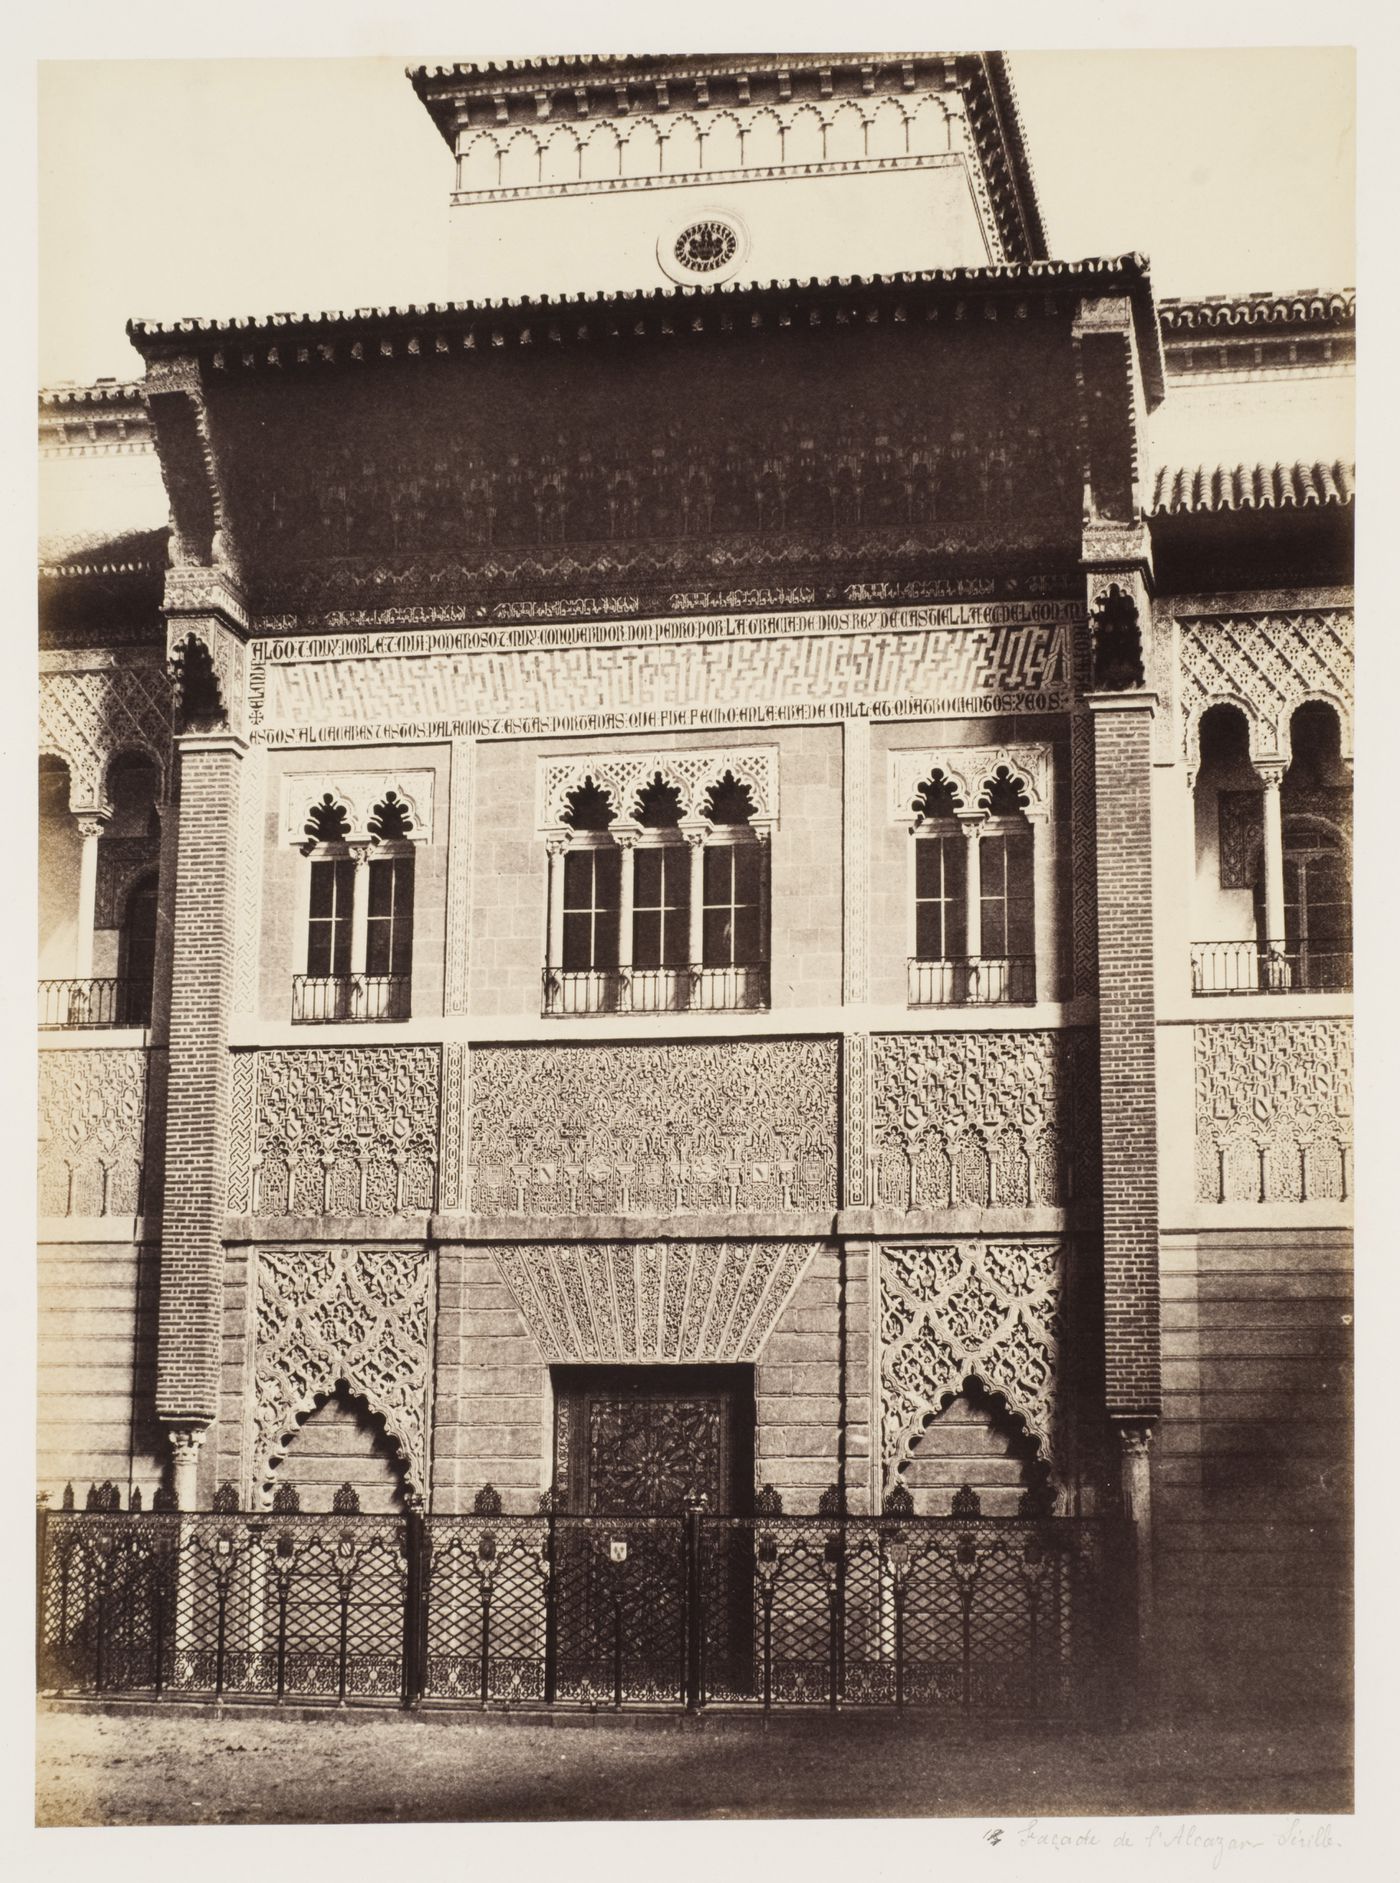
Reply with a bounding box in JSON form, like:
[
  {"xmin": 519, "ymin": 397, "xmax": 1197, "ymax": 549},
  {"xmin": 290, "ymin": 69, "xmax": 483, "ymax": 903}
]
[
  {"xmin": 126, "ymin": 253, "xmax": 1150, "ymax": 342},
  {"xmin": 1150, "ymin": 460, "xmax": 1354, "ymax": 515},
  {"xmin": 1158, "ymin": 291, "xmax": 1354, "ymax": 331}
]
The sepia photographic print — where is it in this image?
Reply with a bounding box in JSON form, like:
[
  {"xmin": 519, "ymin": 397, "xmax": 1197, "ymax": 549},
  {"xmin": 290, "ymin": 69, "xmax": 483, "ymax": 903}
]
[{"xmin": 29, "ymin": 6, "xmax": 1367, "ymax": 1851}]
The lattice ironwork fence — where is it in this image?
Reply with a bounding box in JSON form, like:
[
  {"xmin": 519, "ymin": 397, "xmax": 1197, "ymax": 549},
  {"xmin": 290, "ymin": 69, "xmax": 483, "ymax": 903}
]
[{"xmin": 37, "ymin": 1502, "xmax": 1133, "ymax": 1716}]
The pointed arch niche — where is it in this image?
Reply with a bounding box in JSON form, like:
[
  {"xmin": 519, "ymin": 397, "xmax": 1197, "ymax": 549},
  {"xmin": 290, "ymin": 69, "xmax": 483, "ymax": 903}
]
[
  {"xmin": 250, "ymin": 1246, "xmax": 433, "ymax": 1509},
  {"xmin": 879, "ymin": 1239, "xmax": 1066, "ymax": 1512}
]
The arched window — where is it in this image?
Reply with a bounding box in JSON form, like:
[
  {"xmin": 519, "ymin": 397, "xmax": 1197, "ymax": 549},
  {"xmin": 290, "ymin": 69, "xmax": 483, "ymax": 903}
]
[
  {"xmin": 1280, "ymin": 817, "xmax": 1351, "ymax": 992},
  {"xmin": 541, "ymin": 756, "xmax": 774, "ymax": 1015},
  {"xmin": 561, "ymin": 777, "xmax": 621, "ymax": 977},
  {"xmin": 977, "ymin": 768, "xmax": 1036, "ymax": 1000},
  {"xmin": 294, "ymin": 790, "xmax": 415, "ymax": 1023},
  {"xmin": 906, "ymin": 761, "xmax": 1037, "ymax": 1007},
  {"xmin": 117, "ymin": 873, "xmax": 159, "ymax": 1026}
]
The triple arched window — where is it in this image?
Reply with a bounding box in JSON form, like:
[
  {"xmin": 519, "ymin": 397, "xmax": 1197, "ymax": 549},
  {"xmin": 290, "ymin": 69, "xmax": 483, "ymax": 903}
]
[{"xmin": 539, "ymin": 750, "xmax": 777, "ymax": 1014}]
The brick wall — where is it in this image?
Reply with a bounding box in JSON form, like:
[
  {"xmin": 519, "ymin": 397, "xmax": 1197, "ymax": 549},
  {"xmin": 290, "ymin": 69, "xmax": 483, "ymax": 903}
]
[
  {"xmin": 156, "ymin": 735, "xmax": 242, "ymax": 1428},
  {"xmin": 1090, "ymin": 697, "xmax": 1161, "ymax": 1419}
]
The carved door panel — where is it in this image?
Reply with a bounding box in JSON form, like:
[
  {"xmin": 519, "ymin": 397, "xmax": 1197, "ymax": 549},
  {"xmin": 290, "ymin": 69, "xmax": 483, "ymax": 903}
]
[{"xmin": 551, "ymin": 1367, "xmax": 753, "ymax": 1702}]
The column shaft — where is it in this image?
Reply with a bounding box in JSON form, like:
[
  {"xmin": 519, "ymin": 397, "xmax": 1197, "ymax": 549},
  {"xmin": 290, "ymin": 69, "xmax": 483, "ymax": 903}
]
[{"xmin": 74, "ymin": 817, "xmax": 107, "ymax": 979}]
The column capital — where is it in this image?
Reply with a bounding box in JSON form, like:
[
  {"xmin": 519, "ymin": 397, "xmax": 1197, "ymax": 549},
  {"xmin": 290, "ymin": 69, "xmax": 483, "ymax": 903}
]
[
  {"xmin": 680, "ymin": 819, "xmax": 709, "ymax": 848},
  {"xmin": 1114, "ymin": 1418, "xmax": 1156, "ymax": 1459},
  {"xmin": 954, "ymin": 808, "xmax": 988, "ymax": 831},
  {"xmin": 545, "ymin": 829, "xmax": 572, "ymax": 858},
  {"xmin": 1254, "ymin": 759, "xmax": 1287, "ymax": 789},
  {"xmin": 1085, "ymin": 690, "xmax": 1159, "ymax": 717},
  {"xmin": 75, "ymin": 812, "xmax": 111, "ymax": 841},
  {"xmin": 612, "ymin": 821, "xmax": 642, "ymax": 850}
]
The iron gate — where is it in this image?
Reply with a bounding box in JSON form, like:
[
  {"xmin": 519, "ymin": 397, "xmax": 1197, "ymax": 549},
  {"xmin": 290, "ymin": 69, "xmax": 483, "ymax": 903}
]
[{"xmin": 37, "ymin": 1501, "xmax": 1133, "ymax": 1716}]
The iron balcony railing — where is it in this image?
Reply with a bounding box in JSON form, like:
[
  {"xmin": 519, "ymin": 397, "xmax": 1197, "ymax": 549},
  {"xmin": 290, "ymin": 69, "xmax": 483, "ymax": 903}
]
[
  {"xmin": 1190, "ymin": 941, "xmax": 1352, "ymax": 996},
  {"xmin": 36, "ymin": 1497, "xmax": 1133, "ymax": 1719},
  {"xmin": 38, "ymin": 978, "xmax": 151, "ymax": 1030},
  {"xmin": 907, "ymin": 956, "xmax": 1036, "ymax": 1008},
  {"xmin": 542, "ymin": 963, "xmax": 770, "ymax": 1016},
  {"xmin": 291, "ymin": 975, "xmax": 411, "ymax": 1023}
]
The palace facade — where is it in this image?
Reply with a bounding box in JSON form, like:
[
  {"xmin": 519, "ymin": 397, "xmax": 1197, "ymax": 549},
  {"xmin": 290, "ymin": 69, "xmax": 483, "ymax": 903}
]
[{"xmin": 38, "ymin": 52, "xmax": 1353, "ymax": 1716}]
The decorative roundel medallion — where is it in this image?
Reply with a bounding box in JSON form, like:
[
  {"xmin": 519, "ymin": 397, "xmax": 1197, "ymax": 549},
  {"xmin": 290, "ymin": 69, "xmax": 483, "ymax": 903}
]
[
  {"xmin": 657, "ymin": 207, "xmax": 749, "ymax": 285},
  {"xmin": 673, "ymin": 219, "xmax": 739, "ymax": 275}
]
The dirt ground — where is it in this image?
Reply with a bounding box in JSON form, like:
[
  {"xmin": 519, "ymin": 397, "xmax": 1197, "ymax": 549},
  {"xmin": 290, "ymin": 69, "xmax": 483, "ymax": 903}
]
[{"xmin": 35, "ymin": 1700, "xmax": 1352, "ymax": 1827}]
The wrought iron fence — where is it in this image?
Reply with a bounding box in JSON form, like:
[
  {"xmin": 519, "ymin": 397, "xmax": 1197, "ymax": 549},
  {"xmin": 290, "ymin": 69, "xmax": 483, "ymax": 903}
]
[
  {"xmin": 291, "ymin": 975, "xmax": 412, "ymax": 1022},
  {"xmin": 1190, "ymin": 940, "xmax": 1352, "ymax": 996},
  {"xmin": 542, "ymin": 964, "xmax": 770, "ymax": 1016},
  {"xmin": 907, "ymin": 957, "xmax": 1036, "ymax": 1008},
  {"xmin": 38, "ymin": 977, "xmax": 150, "ymax": 1029},
  {"xmin": 37, "ymin": 1499, "xmax": 1131, "ymax": 1717}
]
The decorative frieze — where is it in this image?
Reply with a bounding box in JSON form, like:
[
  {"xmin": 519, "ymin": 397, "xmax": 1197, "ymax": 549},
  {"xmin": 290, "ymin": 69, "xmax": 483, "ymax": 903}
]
[
  {"xmin": 444, "ymin": 738, "xmax": 474, "ymax": 1014},
  {"xmin": 490, "ymin": 1240, "xmax": 816, "ymax": 1363},
  {"xmin": 1194, "ymin": 1020, "xmax": 1352, "ymax": 1204},
  {"xmin": 251, "ymin": 601, "xmax": 1077, "ymax": 746},
  {"xmin": 252, "ymin": 1246, "xmax": 433, "ymax": 1502},
  {"xmin": 454, "ymin": 89, "xmax": 961, "ymax": 199},
  {"xmin": 887, "ymin": 742, "xmax": 1052, "ymax": 821},
  {"xmin": 880, "ymin": 1240, "xmax": 1065, "ymax": 1493},
  {"xmin": 277, "ymin": 769, "xmax": 436, "ymax": 845},
  {"xmin": 229, "ymin": 1047, "xmax": 441, "ymax": 1216},
  {"xmin": 842, "ymin": 1032, "xmax": 872, "ymax": 1208},
  {"xmin": 537, "ymin": 746, "xmax": 779, "ymax": 830},
  {"xmin": 1178, "ymin": 610, "xmax": 1353, "ymax": 772},
  {"xmin": 38, "ymin": 661, "xmax": 172, "ymax": 812},
  {"xmin": 467, "ymin": 1039, "xmax": 838, "ymax": 1218},
  {"xmin": 38, "ymin": 1047, "xmax": 154, "ymax": 1217},
  {"xmin": 869, "ymin": 1030, "xmax": 1100, "ymax": 1210}
]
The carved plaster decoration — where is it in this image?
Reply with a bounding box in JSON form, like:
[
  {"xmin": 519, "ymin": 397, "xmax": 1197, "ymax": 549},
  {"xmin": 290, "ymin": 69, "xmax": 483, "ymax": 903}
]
[
  {"xmin": 93, "ymin": 838, "xmax": 160, "ymax": 930},
  {"xmin": 38, "ymin": 1047, "xmax": 152, "ymax": 1217},
  {"xmin": 252, "ymin": 602, "xmax": 1078, "ymax": 746},
  {"xmin": 490, "ymin": 1240, "xmax": 816, "ymax": 1363},
  {"xmin": 166, "ymin": 618, "xmax": 247, "ymax": 739},
  {"xmin": 439, "ymin": 1043, "xmax": 468, "ymax": 1215},
  {"xmin": 869, "ymin": 1030, "xmax": 1101, "ymax": 1210},
  {"xmin": 38, "ymin": 662, "xmax": 172, "ymax": 813},
  {"xmin": 454, "ymin": 90, "xmax": 959, "ymax": 200},
  {"xmin": 536, "ymin": 747, "xmax": 779, "ymax": 832},
  {"xmin": 1194, "ymin": 1020, "xmax": 1352, "ymax": 1204},
  {"xmin": 880, "ymin": 1240, "xmax": 1066, "ymax": 1492},
  {"xmin": 467, "ymin": 1038, "xmax": 838, "ymax": 1218},
  {"xmin": 1217, "ymin": 788, "xmax": 1352, "ymax": 889},
  {"xmin": 842, "ymin": 1032, "xmax": 872, "ymax": 1208},
  {"xmin": 229, "ymin": 1047, "xmax": 441, "ymax": 1216},
  {"xmin": 888, "ymin": 743, "xmax": 1052, "ymax": 823},
  {"xmin": 1178, "ymin": 610, "xmax": 1353, "ymax": 776},
  {"xmin": 279, "ymin": 770, "xmax": 436, "ymax": 846},
  {"xmin": 253, "ymin": 1246, "xmax": 433, "ymax": 1502}
]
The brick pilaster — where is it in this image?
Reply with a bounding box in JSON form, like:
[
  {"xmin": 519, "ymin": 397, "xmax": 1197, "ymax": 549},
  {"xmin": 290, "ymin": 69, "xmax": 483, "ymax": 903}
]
[
  {"xmin": 156, "ymin": 730, "xmax": 245, "ymax": 1433},
  {"xmin": 1088, "ymin": 692, "xmax": 1161, "ymax": 1422}
]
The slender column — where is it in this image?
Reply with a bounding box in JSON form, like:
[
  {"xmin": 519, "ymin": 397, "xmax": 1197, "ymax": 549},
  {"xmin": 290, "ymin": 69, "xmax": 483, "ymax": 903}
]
[
  {"xmin": 545, "ymin": 833, "xmax": 569, "ymax": 1007},
  {"xmin": 1257, "ymin": 761, "xmax": 1288, "ymax": 986},
  {"xmin": 349, "ymin": 845, "xmax": 371, "ymax": 977},
  {"xmin": 615, "ymin": 826, "xmax": 638, "ymax": 998},
  {"xmin": 74, "ymin": 813, "xmax": 109, "ymax": 980},
  {"xmin": 959, "ymin": 812, "xmax": 984, "ymax": 994},
  {"xmin": 683, "ymin": 823, "xmax": 706, "ymax": 974},
  {"xmin": 1117, "ymin": 1421, "xmax": 1155, "ymax": 1711},
  {"xmin": 169, "ymin": 1426, "xmax": 205, "ymax": 1512}
]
